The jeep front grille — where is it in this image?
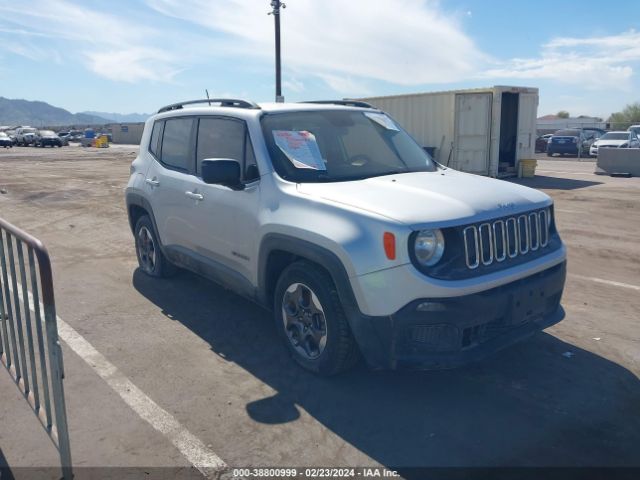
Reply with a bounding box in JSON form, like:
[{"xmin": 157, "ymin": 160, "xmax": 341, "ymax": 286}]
[{"xmin": 462, "ymin": 209, "xmax": 550, "ymax": 269}]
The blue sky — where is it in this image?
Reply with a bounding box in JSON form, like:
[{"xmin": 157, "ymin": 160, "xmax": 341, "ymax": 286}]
[{"xmin": 0, "ymin": 0, "xmax": 638, "ymax": 118}]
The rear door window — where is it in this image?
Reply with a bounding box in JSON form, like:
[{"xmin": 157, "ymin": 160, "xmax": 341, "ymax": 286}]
[{"xmin": 160, "ymin": 118, "xmax": 195, "ymax": 172}]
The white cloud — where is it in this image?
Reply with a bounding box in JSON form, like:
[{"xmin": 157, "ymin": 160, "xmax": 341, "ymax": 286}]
[
  {"xmin": 145, "ymin": 0, "xmax": 484, "ymax": 92},
  {"xmin": 86, "ymin": 48, "xmax": 180, "ymax": 83},
  {"xmin": 282, "ymin": 77, "xmax": 305, "ymax": 93},
  {"xmin": 314, "ymin": 73, "xmax": 372, "ymax": 96},
  {"xmin": 0, "ymin": 0, "xmax": 180, "ymax": 82},
  {"xmin": 483, "ymin": 30, "xmax": 640, "ymax": 90}
]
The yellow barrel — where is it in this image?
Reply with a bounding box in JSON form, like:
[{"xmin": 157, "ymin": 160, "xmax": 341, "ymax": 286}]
[{"xmin": 519, "ymin": 159, "xmax": 537, "ymax": 178}]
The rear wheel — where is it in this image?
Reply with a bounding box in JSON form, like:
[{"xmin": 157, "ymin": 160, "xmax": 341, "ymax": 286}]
[
  {"xmin": 274, "ymin": 261, "xmax": 359, "ymax": 375},
  {"xmin": 134, "ymin": 215, "xmax": 176, "ymax": 278}
]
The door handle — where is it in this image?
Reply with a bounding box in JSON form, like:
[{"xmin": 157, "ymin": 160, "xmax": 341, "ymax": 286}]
[
  {"xmin": 145, "ymin": 178, "xmax": 160, "ymax": 187},
  {"xmin": 185, "ymin": 191, "xmax": 204, "ymax": 201}
]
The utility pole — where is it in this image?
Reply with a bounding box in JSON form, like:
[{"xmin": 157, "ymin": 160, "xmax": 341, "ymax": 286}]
[{"xmin": 269, "ymin": 0, "xmax": 285, "ymax": 102}]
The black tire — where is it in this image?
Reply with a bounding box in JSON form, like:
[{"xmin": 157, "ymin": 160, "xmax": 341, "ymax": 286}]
[
  {"xmin": 547, "ymin": 152, "xmax": 553, "ymax": 157},
  {"xmin": 274, "ymin": 261, "xmax": 359, "ymax": 375},
  {"xmin": 134, "ymin": 215, "xmax": 177, "ymax": 278}
]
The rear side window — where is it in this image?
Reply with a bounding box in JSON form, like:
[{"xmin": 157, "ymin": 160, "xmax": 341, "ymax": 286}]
[
  {"xmin": 149, "ymin": 121, "xmax": 162, "ymax": 157},
  {"xmin": 161, "ymin": 118, "xmax": 194, "ymax": 171}
]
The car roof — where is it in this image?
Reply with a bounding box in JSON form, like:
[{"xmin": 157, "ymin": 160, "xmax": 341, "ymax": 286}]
[
  {"xmin": 553, "ymin": 129, "xmax": 580, "ymax": 134},
  {"xmin": 152, "ymin": 101, "xmax": 378, "ymax": 122},
  {"xmin": 259, "ymin": 102, "xmax": 376, "ymax": 112}
]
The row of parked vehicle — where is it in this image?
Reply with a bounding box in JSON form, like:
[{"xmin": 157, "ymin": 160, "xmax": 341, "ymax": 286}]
[
  {"xmin": 0, "ymin": 127, "xmax": 80, "ymax": 148},
  {"xmin": 535, "ymin": 125, "xmax": 640, "ymax": 157}
]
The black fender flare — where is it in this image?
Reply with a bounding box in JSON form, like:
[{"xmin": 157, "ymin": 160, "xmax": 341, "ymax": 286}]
[
  {"xmin": 125, "ymin": 192, "xmax": 162, "ymax": 244},
  {"xmin": 258, "ymin": 233, "xmax": 392, "ymax": 368},
  {"xmin": 257, "ymin": 233, "xmax": 359, "ymax": 314}
]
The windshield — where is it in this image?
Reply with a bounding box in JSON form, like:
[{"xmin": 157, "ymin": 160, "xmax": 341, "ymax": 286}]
[
  {"xmin": 601, "ymin": 132, "xmax": 629, "ymax": 140},
  {"xmin": 22, "ymin": 128, "xmax": 37, "ymax": 134},
  {"xmin": 555, "ymin": 130, "xmax": 580, "ymax": 136},
  {"xmin": 261, "ymin": 110, "xmax": 436, "ymax": 183}
]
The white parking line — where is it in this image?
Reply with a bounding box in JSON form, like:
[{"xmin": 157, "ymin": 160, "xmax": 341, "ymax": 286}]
[
  {"xmin": 15, "ymin": 284, "xmax": 227, "ymax": 478},
  {"xmin": 569, "ymin": 274, "xmax": 640, "ymax": 291}
]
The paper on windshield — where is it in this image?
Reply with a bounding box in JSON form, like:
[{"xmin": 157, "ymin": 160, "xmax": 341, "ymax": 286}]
[
  {"xmin": 364, "ymin": 112, "xmax": 399, "ymax": 131},
  {"xmin": 273, "ymin": 130, "xmax": 326, "ymax": 170}
]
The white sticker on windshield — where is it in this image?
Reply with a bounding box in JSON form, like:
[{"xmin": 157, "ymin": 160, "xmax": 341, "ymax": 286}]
[
  {"xmin": 273, "ymin": 130, "xmax": 326, "ymax": 170},
  {"xmin": 364, "ymin": 112, "xmax": 399, "ymax": 131}
]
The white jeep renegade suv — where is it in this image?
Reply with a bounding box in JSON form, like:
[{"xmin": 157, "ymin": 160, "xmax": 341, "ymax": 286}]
[{"xmin": 126, "ymin": 98, "xmax": 566, "ymax": 375}]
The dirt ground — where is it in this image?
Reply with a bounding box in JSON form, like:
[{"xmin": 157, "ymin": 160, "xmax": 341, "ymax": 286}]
[{"xmin": 0, "ymin": 145, "xmax": 638, "ymax": 478}]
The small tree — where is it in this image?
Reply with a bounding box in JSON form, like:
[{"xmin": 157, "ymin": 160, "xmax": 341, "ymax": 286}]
[
  {"xmin": 608, "ymin": 102, "xmax": 640, "ymax": 130},
  {"xmin": 557, "ymin": 111, "xmax": 570, "ymax": 119}
]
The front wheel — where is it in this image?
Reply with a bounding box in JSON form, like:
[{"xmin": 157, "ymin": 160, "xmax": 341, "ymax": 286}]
[
  {"xmin": 274, "ymin": 261, "xmax": 359, "ymax": 375},
  {"xmin": 134, "ymin": 215, "xmax": 176, "ymax": 278}
]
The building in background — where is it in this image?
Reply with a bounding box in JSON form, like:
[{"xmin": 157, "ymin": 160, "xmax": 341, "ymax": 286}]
[
  {"xmin": 537, "ymin": 115, "xmax": 606, "ymax": 135},
  {"xmin": 108, "ymin": 123, "xmax": 145, "ymax": 145}
]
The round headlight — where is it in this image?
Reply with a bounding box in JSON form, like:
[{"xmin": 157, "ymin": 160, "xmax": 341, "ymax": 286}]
[{"xmin": 414, "ymin": 229, "xmax": 445, "ymax": 266}]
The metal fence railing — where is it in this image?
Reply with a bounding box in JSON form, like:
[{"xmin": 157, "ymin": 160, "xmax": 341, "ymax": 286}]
[{"xmin": 0, "ymin": 217, "xmax": 72, "ymax": 480}]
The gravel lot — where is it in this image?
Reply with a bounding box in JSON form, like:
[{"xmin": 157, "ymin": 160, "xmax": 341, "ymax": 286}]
[{"xmin": 0, "ymin": 145, "xmax": 638, "ymax": 478}]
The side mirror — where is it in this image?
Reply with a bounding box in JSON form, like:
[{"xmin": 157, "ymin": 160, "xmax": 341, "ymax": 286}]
[{"xmin": 201, "ymin": 159, "xmax": 244, "ymax": 190}]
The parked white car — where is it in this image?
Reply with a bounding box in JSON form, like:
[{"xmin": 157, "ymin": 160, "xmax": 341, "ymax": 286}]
[
  {"xmin": 590, "ymin": 131, "xmax": 640, "ymax": 156},
  {"xmin": 15, "ymin": 126, "xmax": 38, "ymax": 146},
  {"xmin": 627, "ymin": 125, "xmax": 640, "ymax": 136},
  {"xmin": 125, "ymin": 99, "xmax": 567, "ymax": 375}
]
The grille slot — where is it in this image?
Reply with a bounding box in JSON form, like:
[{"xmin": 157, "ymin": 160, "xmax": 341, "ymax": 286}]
[{"xmin": 463, "ymin": 209, "xmax": 550, "ymax": 270}]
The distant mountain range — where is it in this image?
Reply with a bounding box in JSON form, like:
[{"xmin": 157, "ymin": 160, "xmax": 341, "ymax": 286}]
[
  {"xmin": 0, "ymin": 97, "xmax": 148, "ymax": 127},
  {"xmin": 80, "ymin": 111, "xmax": 149, "ymax": 123}
]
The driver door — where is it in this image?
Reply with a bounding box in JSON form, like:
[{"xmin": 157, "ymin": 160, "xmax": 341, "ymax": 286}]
[{"xmin": 186, "ymin": 116, "xmax": 261, "ymax": 283}]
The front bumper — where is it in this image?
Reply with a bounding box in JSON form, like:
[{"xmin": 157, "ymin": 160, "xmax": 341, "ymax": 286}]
[{"xmin": 349, "ymin": 262, "xmax": 566, "ymax": 370}]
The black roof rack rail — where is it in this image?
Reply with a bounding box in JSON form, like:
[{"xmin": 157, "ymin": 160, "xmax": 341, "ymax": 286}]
[
  {"xmin": 301, "ymin": 100, "xmax": 375, "ymax": 109},
  {"xmin": 158, "ymin": 98, "xmax": 260, "ymax": 113}
]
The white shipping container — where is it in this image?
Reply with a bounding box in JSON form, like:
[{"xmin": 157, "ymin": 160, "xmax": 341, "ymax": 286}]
[{"xmin": 358, "ymin": 86, "xmax": 539, "ymax": 177}]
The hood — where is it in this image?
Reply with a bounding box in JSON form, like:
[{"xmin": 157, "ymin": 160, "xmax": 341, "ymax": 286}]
[
  {"xmin": 595, "ymin": 139, "xmax": 627, "ymax": 147},
  {"xmin": 297, "ymin": 169, "xmax": 551, "ymax": 228}
]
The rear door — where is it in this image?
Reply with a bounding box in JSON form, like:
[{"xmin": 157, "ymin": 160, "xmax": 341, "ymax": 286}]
[
  {"xmin": 453, "ymin": 93, "xmax": 492, "ymax": 175},
  {"xmin": 144, "ymin": 116, "xmax": 197, "ymax": 250},
  {"xmin": 517, "ymin": 93, "xmax": 538, "ymax": 159}
]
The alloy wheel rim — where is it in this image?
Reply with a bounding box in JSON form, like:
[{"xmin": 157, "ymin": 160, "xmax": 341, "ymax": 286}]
[
  {"xmin": 281, "ymin": 283, "xmax": 328, "ymax": 360},
  {"xmin": 137, "ymin": 226, "xmax": 157, "ymax": 273}
]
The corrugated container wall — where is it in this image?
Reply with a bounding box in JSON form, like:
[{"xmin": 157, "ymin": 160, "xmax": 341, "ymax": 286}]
[
  {"xmin": 109, "ymin": 123, "xmax": 145, "ymax": 145},
  {"xmin": 359, "ymin": 86, "xmax": 538, "ymax": 177}
]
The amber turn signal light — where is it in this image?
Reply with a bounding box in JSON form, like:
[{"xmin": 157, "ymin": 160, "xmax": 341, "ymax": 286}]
[{"xmin": 383, "ymin": 232, "xmax": 396, "ymax": 260}]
